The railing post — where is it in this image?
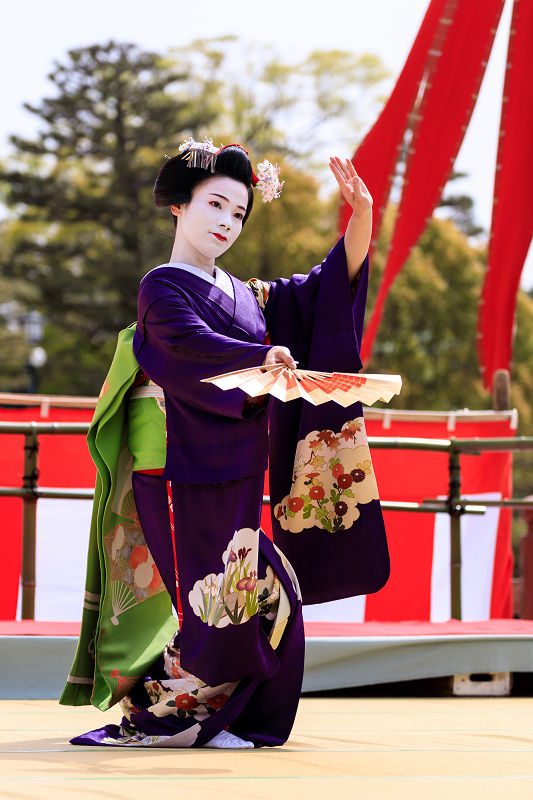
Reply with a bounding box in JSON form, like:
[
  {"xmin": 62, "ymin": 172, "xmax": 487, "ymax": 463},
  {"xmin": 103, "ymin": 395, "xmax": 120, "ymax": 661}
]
[
  {"xmin": 492, "ymin": 368, "xmax": 510, "ymax": 412},
  {"xmin": 520, "ymin": 497, "xmax": 533, "ymax": 619},
  {"xmin": 21, "ymin": 423, "xmax": 39, "ymax": 620},
  {"xmin": 448, "ymin": 442, "xmax": 462, "ymax": 620}
]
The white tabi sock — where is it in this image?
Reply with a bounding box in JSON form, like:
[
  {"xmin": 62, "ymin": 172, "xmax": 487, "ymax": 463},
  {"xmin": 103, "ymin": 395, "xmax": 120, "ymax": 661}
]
[{"xmin": 202, "ymin": 730, "xmax": 254, "ymax": 749}]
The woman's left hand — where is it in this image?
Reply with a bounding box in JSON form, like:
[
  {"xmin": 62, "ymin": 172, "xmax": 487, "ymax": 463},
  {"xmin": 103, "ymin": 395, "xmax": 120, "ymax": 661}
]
[
  {"xmin": 329, "ymin": 157, "xmax": 372, "ymax": 283},
  {"xmin": 329, "ymin": 157, "xmax": 373, "ymax": 220}
]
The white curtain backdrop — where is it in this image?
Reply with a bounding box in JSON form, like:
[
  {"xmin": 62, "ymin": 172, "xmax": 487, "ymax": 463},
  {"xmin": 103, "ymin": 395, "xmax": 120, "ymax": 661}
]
[
  {"xmin": 430, "ymin": 493, "xmax": 501, "ymax": 622},
  {"xmin": 17, "ymin": 498, "xmax": 93, "ymax": 621}
]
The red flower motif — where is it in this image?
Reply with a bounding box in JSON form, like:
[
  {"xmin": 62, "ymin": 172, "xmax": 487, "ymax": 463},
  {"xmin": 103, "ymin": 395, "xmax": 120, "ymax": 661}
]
[
  {"xmin": 332, "ymin": 463, "xmax": 344, "ymax": 479},
  {"xmin": 305, "ymin": 472, "xmax": 320, "ymax": 479},
  {"xmin": 316, "ymin": 430, "xmax": 333, "ymax": 445},
  {"xmin": 309, "ymin": 485, "xmax": 325, "ymax": 501},
  {"xmin": 350, "ymin": 468, "xmax": 366, "ymax": 483},
  {"xmin": 208, "ymin": 693, "xmax": 229, "ymax": 710},
  {"xmin": 175, "ymin": 693, "xmax": 199, "ymax": 711},
  {"xmin": 337, "ymin": 473, "xmax": 353, "ymax": 490},
  {"xmin": 275, "ymin": 505, "xmax": 283, "ymax": 519},
  {"xmin": 335, "ymin": 501, "xmax": 348, "ymax": 516},
  {"xmin": 130, "ymin": 544, "xmax": 148, "ymax": 569},
  {"xmin": 289, "ymin": 497, "xmax": 304, "ymax": 512}
]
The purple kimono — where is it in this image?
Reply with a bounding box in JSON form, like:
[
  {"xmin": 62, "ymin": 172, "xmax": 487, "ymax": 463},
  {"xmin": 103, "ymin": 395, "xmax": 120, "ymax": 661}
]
[{"xmin": 71, "ymin": 237, "xmax": 389, "ymax": 749}]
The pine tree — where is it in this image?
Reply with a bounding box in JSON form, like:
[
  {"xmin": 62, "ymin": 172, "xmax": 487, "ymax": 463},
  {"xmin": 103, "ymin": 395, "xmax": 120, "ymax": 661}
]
[{"xmin": 0, "ymin": 41, "xmax": 220, "ymax": 394}]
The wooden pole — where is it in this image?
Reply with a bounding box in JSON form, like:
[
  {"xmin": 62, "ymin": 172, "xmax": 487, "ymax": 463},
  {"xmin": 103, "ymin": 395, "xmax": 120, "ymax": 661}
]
[
  {"xmin": 493, "ymin": 369, "xmax": 510, "ymax": 411},
  {"xmin": 21, "ymin": 424, "xmax": 39, "ymax": 620},
  {"xmin": 520, "ymin": 498, "xmax": 533, "ymax": 619},
  {"xmin": 448, "ymin": 444, "xmax": 462, "ymax": 620}
]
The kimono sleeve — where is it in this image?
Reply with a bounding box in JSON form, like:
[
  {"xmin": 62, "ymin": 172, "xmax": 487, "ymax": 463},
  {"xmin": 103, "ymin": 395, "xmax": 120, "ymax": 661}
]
[
  {"xmin": 263, "ymin": 237, "xmax": 389, "ymax": 606},
  {"xmin": 264, "ymin": 236, "xmax": 368, "ymax": 372},
  {"xmin": 134, "ymin": 287, "xmax": 271, "ymax": 421}
]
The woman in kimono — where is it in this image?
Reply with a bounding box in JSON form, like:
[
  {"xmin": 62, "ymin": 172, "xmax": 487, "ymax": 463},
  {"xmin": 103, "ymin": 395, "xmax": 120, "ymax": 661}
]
[{"xmin": 62, "ymin": 140, "xmax": 389, "ymax": 749}]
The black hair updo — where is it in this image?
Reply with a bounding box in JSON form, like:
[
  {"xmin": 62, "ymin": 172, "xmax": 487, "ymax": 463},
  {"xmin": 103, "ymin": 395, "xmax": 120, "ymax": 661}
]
[{"xmin": 154, "ymin": 145, "xmax": 255, "ymax": 227}]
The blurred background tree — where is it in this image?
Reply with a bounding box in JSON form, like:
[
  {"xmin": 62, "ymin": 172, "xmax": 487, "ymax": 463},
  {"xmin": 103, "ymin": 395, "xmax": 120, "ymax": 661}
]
[
  {"xmin": 0, "ymin": 41, "xmax": 223, "ymax": 394},
  {"xmin": 0, "ymin": 277, "xmax": 34, "ymax": 392}
]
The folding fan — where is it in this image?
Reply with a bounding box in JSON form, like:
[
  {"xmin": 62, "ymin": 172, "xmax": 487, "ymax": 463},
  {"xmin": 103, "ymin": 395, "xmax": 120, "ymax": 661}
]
[{"xmin": 202, "ymin": 365, "xmax": 402, "ymax": 407}]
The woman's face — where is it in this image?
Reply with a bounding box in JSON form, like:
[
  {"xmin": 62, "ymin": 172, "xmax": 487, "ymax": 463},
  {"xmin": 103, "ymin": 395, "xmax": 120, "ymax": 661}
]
[{"xmin": 171, "ymin": 176, "xmax": 249, "ymax": 260}]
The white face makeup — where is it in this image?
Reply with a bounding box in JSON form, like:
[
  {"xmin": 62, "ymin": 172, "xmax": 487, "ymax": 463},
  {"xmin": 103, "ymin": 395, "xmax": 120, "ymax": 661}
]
[{"xmin": 170, "ymin": 176, "xmax": 249, "ymax": 269}]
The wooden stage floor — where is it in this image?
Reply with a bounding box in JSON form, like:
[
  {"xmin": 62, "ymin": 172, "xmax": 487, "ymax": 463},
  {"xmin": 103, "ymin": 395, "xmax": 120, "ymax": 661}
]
[{"xmin": 1, "ymin": 697, "xmax": 532, "ymax": 799}]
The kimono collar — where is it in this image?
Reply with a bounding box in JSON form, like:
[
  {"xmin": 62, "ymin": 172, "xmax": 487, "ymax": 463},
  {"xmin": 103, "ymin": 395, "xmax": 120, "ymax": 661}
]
[{"xmin": 143, "ymin": 262, "xmax": 235, "ymax": 301}]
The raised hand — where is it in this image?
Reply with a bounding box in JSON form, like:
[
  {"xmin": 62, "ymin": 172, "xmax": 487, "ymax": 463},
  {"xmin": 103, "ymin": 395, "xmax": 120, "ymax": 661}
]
[
  {"xmin": 329, "ymin": 157, "xmax": 373, "ymax": 220},
  {"xmin": 329, "ymin": 157, "xmax": 372, "ymax": 282}
]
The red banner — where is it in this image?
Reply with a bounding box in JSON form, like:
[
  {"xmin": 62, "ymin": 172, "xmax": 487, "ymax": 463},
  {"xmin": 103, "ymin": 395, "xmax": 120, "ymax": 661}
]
[
  {"xmin": 478, "ymin": 0, "xmax": 533, "ymax": 389},
  {"xmin": 355, "ymin": 0, "xmax": 505, "ymax": 364}
]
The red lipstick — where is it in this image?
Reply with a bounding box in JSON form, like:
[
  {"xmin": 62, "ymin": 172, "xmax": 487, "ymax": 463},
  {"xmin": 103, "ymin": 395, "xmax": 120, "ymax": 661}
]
[{"xmin": 212, "ymin": 233, "xmax": 227, "ymax": 242}]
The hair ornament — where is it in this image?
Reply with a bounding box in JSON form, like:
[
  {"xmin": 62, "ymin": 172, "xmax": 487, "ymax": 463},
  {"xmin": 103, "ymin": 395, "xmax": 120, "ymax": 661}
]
[
  {"xmin": 178, "ymin": 136, "xmax": 220, "ymax": 172},
  {"xmin": 255, "ymin": 160, "xmax": 284, "ymax": 203}
]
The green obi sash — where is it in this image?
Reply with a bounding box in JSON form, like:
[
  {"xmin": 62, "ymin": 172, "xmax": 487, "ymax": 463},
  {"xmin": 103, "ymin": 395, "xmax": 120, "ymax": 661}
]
[
  {"xmin": 128, "ymin": 381, "xmax": 166, "ymax": 471},
  {"xmin": 60, "ymin": 324, "xmax": 175, "ymax": 710}
]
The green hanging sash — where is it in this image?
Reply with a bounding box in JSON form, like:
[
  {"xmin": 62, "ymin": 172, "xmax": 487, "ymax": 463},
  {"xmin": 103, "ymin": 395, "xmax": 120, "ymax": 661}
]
[{"xmin": 60, "ymin": 325, "xmax": 175, "ymax": 710}]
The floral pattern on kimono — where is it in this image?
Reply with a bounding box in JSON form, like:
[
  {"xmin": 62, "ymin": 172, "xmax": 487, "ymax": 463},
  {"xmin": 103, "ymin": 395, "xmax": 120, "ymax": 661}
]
[
  {"xmin": 188, "ymin": 527, "xmax": 282, "ymax": 630},
  {"xmin": 120, "ymin": 635, "xmax": 239, "ymax": 723},
  {"xmin": 244, "ymin": 278, "xmax": 270, "ymax": 312},
  {"xmin": 274, "ymin": 418, "xmax": 379, "ymax": 533}
]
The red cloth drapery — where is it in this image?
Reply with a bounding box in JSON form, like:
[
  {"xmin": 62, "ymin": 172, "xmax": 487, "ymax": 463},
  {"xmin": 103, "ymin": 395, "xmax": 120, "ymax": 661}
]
[
  {"xmin": 478, "ymin": 0, "xmax": 533, "ymax": 390},
  {"xmin": 358, "ymin": 0, "xmax": 505, "ymax": 363},
  {"xmin": 338, "ymin": 0, "xmax": 456, "ymax": 257}
]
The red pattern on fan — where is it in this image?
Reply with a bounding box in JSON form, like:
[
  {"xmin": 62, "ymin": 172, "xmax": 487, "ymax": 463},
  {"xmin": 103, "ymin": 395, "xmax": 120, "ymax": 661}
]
[{"xmin": 202, "ymin": 366, "xmax": 401, "ymax": 407}]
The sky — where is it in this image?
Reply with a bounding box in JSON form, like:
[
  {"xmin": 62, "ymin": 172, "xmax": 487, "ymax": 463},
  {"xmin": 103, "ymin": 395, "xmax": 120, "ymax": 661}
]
[{"xmin": 2, "ymin": 0, "xmax": 531, "ymax": 286}]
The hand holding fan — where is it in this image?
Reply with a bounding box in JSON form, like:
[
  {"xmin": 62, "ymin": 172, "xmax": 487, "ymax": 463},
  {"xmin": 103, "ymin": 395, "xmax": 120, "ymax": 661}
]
[{"xmin": 202, "ymin": 365, "xmax": 402, "ymax": 407}]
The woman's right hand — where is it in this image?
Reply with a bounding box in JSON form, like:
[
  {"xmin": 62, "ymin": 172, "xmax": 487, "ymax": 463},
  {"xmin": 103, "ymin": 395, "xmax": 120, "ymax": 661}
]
[{"xmin": 263, "ymin": 346, "xmax": 297, "ymax": 370}]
